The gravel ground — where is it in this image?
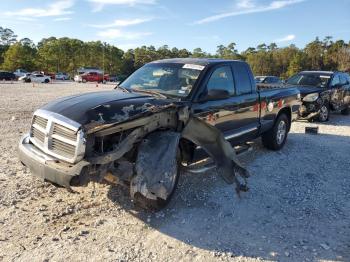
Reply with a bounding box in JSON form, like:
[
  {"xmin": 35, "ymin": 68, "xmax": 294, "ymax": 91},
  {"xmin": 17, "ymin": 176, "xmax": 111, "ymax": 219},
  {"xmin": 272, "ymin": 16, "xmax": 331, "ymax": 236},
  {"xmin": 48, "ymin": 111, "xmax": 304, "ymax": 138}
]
[{"xmin": 0, "ymin": 82, "xmax": 349, "ymax": 262}]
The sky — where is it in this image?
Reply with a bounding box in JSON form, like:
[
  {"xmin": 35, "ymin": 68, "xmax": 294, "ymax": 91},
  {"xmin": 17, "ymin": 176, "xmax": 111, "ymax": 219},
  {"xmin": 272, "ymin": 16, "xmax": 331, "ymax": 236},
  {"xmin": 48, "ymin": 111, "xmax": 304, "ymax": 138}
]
[{"xmin": 1, "ymin": 0, "xmax": 350, "ymax": 53}]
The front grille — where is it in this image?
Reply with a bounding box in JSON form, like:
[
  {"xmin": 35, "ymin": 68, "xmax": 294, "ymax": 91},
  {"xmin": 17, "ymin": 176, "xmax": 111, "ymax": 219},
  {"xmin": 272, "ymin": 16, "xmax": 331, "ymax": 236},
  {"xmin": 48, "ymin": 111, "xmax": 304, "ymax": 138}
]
[
  {"xmin": 31, "ymin": 126, "xmax": 45, "ymax": 143},
  {"xmin": 53, "ymin": 123, "xmax": 77, "ymax": 141},
  {"xmin": 33, "ymin": 115, "xmax": 48, "ymax": 129},
  {"xmin": 29, "ymin": 110, "xmax": 85, "ymax": 163},
  {"xmin": 51, "ymin": 138, "xmax": 76, "ymax": 158}
]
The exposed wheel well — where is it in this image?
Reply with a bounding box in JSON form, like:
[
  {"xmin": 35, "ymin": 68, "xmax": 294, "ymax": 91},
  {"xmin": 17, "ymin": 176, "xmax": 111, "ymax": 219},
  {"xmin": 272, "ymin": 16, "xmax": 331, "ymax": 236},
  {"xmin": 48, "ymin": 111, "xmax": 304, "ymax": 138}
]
[{"xmin": 277, "ymin": 107, "xmax": 292, "ymax": 131}]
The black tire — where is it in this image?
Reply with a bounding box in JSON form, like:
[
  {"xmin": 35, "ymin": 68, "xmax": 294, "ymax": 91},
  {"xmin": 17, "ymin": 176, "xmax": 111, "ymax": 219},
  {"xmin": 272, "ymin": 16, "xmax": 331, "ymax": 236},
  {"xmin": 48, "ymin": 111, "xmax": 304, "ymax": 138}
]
[
  {"xmin": 262, "ymin": 113, "xmax": 289, "ymax": 151},
  {"xmin": 44, "ymin": 79, "xmax": 50, "ymax": 83},
  {"xmin": 317, "ymin": 103, "xmax": 329, "ymax": 122},
  {"xmin": 25, "ymin": 78, "xmax": 31, "ymax": 83},
  {"xmin": 132, "ymin": 150, "xmax": 180, "ymax": 211},
  {"xmin": 341, "ymin": 106, "xmax": 349, "ymax": 115}
]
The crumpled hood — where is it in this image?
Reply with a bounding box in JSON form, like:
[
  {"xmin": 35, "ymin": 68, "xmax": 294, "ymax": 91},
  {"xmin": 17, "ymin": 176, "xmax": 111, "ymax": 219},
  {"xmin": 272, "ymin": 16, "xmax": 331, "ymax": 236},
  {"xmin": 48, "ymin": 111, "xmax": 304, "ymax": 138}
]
[
  {"xmin": 41, "ymin": 90, "xmax": 175, "ymax": 128},
  {"xmin": 285, "ymin": 85, "xmax": 326, "ymax": 98}
]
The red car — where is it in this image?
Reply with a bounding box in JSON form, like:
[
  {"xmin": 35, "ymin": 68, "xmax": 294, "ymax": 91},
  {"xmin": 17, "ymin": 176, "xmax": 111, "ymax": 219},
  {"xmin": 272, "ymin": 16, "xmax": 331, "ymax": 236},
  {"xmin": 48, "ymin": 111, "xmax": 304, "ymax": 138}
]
[{"xmin": 81, "ymin": 72, "xmax": 104, "ymax": 83}]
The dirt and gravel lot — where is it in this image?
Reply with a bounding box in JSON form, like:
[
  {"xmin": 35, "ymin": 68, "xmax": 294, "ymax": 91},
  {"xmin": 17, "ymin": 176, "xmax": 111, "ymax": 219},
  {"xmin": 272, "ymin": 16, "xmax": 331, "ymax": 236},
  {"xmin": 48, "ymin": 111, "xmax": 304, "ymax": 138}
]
[{"xmin": 0, "ymin": 81, "xmax": 349, "ymax": 262}]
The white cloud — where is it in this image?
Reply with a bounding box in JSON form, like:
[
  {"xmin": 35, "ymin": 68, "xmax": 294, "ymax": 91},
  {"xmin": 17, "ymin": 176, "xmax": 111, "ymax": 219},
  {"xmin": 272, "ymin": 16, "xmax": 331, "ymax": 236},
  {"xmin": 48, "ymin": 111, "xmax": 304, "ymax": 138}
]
[
  {"xmin": 90, "ymin": 18, "xmax": 152, "ymax": 28},
  {"xmin": 88, "ymin": 0, "xmax": 155, "ymax": 4},
  {"xmin": 236, "ymin": 0, "xmax": 256, "ymax": 9},
  {"xmin": 54, "ymin": 17, "xmax": 72, "ymax": 21},
  {"xmin": 4, "ymin": 0, "xmax": 74, "ymax": 18},
  {"xmin": 194, "ymin": 0, "xmax": 305, "ymax": 24},
  {"xmin": 276, "ymin": 34, "xmax": 295, "ymax": 42},
  {"xmin": 97, "ymin": 28, "xmax": 152, "ymax": 40},
  {"xmin": 87, "ymin": 0, "xmax": 156, "ymax": 12}
]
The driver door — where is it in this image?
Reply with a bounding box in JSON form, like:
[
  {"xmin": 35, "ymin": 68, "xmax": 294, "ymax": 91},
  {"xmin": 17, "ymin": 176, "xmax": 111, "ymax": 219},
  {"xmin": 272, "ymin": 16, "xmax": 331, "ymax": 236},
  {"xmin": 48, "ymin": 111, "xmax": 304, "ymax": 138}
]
[
  {"xmin": 329, "ymin": 74, "xmax": 343, "ymax": 110},
  {"xmin": 191, "ymin": 63, "xmax": 259, "ymax": 143}
]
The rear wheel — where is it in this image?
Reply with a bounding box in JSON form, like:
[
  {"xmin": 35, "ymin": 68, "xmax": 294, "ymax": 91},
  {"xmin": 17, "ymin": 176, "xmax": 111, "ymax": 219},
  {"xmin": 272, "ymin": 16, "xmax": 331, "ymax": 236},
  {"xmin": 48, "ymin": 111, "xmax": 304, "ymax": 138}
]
[
  {"xmin": 44, "ymin": 79, "xmax": 50, "ymax": 83},
  {"xmin": 318, "ymin": 104, "xmax": 329, "ymax": 122},
  {"xmin": 262, "ymin": 114, "xmax": 289, "ymax": 151}
]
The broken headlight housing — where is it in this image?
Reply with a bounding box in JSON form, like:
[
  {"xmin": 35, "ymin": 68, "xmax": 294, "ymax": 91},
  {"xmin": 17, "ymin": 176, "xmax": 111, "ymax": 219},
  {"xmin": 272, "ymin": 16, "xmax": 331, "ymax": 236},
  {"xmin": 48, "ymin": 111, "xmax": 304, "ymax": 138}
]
[{"xmin": 303, "ymin": 93, "xmax": 319, "ymax": 102}]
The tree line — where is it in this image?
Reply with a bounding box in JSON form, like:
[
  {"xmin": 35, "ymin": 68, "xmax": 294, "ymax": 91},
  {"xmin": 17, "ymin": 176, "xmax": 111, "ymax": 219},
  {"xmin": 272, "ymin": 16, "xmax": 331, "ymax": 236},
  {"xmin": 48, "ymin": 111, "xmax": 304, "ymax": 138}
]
[{"xmin": 1, "ymin": 26, "xmax": 349, "ymax": 79}]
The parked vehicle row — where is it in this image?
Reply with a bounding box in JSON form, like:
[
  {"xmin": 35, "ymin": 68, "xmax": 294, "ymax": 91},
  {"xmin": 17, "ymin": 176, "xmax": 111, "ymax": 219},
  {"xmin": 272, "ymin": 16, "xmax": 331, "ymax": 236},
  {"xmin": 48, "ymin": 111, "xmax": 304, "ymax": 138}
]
[{"xmin": 3, "ymin": 68, "xmax": 123, "ymax": 84}]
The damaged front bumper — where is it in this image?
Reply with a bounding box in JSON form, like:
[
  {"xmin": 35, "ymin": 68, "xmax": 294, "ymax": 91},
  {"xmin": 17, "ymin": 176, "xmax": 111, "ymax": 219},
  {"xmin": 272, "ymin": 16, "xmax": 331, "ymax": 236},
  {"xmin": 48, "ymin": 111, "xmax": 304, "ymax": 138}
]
[
  {"xmin": 297, "ymin": 102, "xmax": 321, "ymax": 120},
  {"xmin": 18, "ymin": 134, "xmax": 89, "ymax": 188}
]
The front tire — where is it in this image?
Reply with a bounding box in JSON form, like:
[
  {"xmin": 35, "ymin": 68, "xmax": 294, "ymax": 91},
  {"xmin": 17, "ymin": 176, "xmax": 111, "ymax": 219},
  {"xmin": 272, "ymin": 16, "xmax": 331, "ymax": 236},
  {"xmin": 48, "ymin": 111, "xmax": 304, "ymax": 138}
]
[
  {"xmin": 262, "ymin": 114, "xmax": 289, "ymax": 151},
  {"xmin": 318, "ymin": 104, "xmax": 329, "ymax": 122},
  {"xmin": 132, "ymin": 150, "xmax": 180, "ymax": 211}
]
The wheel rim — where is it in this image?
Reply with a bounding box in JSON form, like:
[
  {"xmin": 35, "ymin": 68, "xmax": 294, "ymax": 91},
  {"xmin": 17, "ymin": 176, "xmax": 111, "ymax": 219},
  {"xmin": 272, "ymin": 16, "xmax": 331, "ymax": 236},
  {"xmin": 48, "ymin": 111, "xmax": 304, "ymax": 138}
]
[
  {"xmin": 276, "ymin": 120, "xmax": 287, "ymax": 145},
  {"xmin": 319, "ymin": 105, "xmax": 328, "ymax": 121}
]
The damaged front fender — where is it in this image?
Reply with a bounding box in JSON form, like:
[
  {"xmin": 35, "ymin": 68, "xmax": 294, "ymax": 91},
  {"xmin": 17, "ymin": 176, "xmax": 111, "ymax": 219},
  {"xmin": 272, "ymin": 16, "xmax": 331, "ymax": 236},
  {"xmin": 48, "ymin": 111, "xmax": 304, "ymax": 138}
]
[{"xmin": 181, "ymin": 117, "xmax": 250, "ymax": 194}]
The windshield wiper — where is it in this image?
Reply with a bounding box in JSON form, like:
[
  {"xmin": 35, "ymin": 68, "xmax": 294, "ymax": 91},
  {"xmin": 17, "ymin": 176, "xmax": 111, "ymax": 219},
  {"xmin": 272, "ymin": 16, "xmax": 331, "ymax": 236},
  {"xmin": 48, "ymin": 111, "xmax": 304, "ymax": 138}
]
[
  {"xmin": 114, "ymin": 84, "xmax": 130, "ymax": 93},
  {"xmin": 130, "ymin": 88, "xmax": 168, "ymax": 99}
]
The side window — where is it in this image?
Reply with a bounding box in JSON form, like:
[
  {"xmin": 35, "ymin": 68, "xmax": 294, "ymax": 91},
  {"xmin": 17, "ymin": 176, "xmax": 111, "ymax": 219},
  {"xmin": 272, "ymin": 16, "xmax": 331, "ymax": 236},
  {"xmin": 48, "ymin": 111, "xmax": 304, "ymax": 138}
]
[
  {"xmin": 330, "ymin": 74, "xmax": 340, "ymax": 87},
  {"xmin": 273, "ymin": 77, "xmax": 281, "ymax": 83},
  {"xmin": 264, "ymin": 77, "xmax": 271, "ymax": 83},
  {"xmin": 207, "ymin": 66, "xmax": 235, "ymax": 95},
  {"xmin": 232, "ymin": 63, "xmax": 253, "ymax": 95}
]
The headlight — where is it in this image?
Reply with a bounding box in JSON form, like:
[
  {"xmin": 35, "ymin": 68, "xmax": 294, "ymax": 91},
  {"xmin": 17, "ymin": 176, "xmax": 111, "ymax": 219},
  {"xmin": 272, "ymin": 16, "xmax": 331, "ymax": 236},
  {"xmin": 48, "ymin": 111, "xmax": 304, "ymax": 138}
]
[{"xmin": 303, "ymin": 93, "xmax": 319, "ymax": 102}]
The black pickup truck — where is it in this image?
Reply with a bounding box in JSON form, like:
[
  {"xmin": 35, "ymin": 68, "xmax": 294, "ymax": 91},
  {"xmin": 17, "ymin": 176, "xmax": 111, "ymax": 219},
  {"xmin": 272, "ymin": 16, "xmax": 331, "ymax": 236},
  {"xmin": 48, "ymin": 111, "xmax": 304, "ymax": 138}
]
[
  {"xmin": 286, "ymin": 71, "xmax": 350, "ymax": 121},
  {"xmin": 19, "ymin": 58, "xmax": 301, "ymax": 210}
]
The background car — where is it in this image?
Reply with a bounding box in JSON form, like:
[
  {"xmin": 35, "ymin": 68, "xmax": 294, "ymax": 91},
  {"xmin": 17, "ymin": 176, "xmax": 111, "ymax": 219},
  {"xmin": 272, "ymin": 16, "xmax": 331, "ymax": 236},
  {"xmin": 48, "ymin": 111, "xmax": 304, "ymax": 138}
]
[
  {"xmin": 0, "ymin": 71, "xmax": 16, "ymax": 81},
  {"xmin": 107, "ymin": 75, "xmax": 118, "ymax": 82},
  {"xmin": 255, "ymin": 76, "xmax": 283, "ymax": 84},
  {"xmin": 287, "ymin": 71, "xmax": 350, "ymax": 121},
  {"xmin": 20, "ymin": 73, "xmax": 51, "ymax": 83},
  {"xmin": 75, "ymin": 72, "xmax": 104, "ymax": 83},
  {"xmin": 13, "ymin": 69, "xmax": 28, "ymax": 79},
  {"xmin": 77, "ymin": 67, "xmax": 103, "ymax": 75},
  {"xmin": 55, "ymin": 72, "xmax": 70, "ymax": 80}
]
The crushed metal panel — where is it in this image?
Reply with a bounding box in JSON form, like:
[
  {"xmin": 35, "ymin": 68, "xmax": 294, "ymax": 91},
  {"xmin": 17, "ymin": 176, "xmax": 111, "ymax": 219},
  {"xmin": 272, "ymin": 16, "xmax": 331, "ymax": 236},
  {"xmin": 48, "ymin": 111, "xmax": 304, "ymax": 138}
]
[
  {"xmin": 181, "ymin": 116, "xmax": 250, "ymax": 193},
  {"xmin": 130, "ymin": 131, "xmax": 181, "ymax": 200}
]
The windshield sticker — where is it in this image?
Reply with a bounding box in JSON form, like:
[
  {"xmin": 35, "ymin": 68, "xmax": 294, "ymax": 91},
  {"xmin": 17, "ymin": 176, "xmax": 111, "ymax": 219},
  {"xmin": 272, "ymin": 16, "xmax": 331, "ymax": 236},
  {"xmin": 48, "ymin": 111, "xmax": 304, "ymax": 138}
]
[
  {"xmin": 183, "ymin": 64, "xmax": 205, "ymax": 71},
  {"xmin": 320, "ymin": 75, "xmax": 331, "ymax": 78}
]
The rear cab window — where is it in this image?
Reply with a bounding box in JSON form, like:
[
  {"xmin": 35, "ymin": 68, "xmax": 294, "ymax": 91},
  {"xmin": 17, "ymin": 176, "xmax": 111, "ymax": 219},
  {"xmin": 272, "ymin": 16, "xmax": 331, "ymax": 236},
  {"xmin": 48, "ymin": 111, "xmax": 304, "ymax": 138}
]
[
  {"xmin": 207, "ymin": 66, "xmax": 235, "ymax": 95},
  {"xmin": 232, "ymin": 62, "xmax": 253, "ymax": 95}
]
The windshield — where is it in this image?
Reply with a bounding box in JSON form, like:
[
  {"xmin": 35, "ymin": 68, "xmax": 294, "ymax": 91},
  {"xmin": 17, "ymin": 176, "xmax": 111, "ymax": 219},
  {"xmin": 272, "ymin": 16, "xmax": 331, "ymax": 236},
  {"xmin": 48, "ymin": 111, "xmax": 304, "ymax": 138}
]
[
  {"xmin": 287, "ymin": 73, "xmax": 330, "ymax": 87},
  {"xmin": 255, "ymin": 77, "xmax": 265, "ymax": 83},
  {"xmin": 120, "ymin": 63, "xmax": 204, "ymax": 97}
]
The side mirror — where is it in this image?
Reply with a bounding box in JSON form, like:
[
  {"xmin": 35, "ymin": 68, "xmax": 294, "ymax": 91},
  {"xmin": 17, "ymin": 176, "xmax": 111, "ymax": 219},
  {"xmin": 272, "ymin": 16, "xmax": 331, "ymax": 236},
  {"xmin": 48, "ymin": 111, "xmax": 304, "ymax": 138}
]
[{"xmin": 201, "ymin": 89, "xmax": 230, "ymax": 101}]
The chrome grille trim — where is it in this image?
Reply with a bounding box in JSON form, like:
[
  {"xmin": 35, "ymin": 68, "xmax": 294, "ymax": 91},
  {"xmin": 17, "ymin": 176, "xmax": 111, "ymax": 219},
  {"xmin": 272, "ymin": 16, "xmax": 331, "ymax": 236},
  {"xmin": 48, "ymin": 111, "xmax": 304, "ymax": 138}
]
[
  {"xmin": 33, "ymin": 115, "xmax": 48, "ymax": 129},
  {"xmin": 29, "ymin": 109, "xmax": 86, "ymax": 164},
  {"xmin": 31, "ymin": 126, "xmax": 45, "ymax": 144}
]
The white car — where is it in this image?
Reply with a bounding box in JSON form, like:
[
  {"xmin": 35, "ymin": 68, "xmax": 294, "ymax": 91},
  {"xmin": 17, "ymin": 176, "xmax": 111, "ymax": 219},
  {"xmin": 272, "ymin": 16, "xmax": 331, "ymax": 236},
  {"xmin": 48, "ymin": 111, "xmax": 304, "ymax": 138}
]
[
  {"xmin": 74, "ymin": 74, "xmax": 83, "ymax": 82},
  {"xmin": 56, "ymin": 72, "xmax": 70, "ymax": 80},
  {"xmin": 20, "ymin": 73, "xmax": 51, "ymax": 83},
  {"xmin": 14, "ymin": 69, "xmax": 28, "ymax": 78}
]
